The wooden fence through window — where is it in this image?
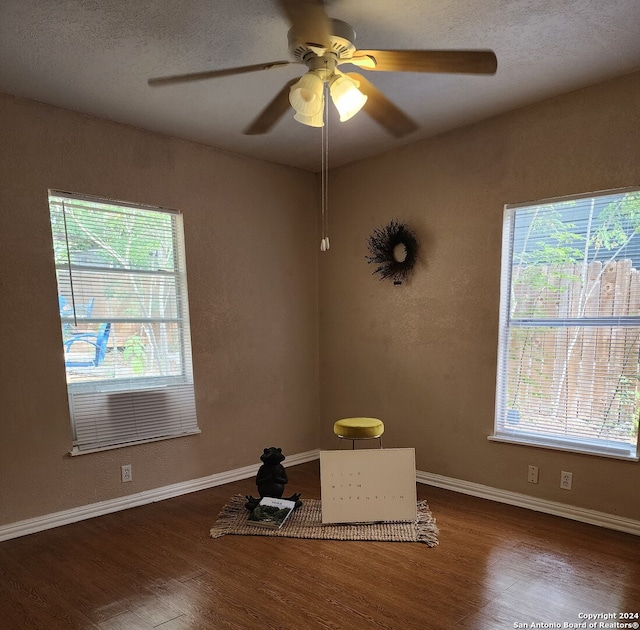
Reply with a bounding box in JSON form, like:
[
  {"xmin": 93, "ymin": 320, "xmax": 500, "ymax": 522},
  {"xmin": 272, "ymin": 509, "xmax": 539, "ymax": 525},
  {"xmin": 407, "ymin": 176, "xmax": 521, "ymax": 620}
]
[{"xmin": 507, "ymin": 259, "xmax": 640, "ymax": 442}]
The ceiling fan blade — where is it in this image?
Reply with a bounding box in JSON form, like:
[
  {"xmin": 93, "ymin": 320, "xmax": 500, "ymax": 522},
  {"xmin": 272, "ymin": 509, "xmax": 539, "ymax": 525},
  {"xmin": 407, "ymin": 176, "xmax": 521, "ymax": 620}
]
[
  {"xmin": 347, "ymin": 55, "xmax": 377, "ymax": 69},
  {"xmin": 243, "ymin": 78, "xmax": 298, "ymax": 135},
  {"xmin": 277, "ymin": 0, "xmax": 331, "ymax": 50},
  {"xmin": 352, "ymin": 50, "xmax": 497, "ymax": 74},
  {"xmin": 148, "ymin": 61, "xmax": 292, "ymax": 86},
  {"xmin": 346, "ymin": 73, "xmax": 418, "ymax": 138}
]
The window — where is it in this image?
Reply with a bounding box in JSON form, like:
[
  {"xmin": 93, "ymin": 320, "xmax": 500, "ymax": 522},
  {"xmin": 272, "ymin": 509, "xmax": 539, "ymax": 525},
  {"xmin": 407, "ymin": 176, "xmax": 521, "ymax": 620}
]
[
  {"xmin": 49, "ymin": 192, "xmax": 199, "ymax": 454},
  {"xmin": 493, "ymin": 187, "xmax": 640, "ymax": 460}
]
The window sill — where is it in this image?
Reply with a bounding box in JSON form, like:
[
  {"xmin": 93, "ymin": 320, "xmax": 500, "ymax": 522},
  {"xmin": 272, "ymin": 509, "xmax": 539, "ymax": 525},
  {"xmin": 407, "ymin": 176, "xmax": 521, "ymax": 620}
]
[
  {"xmin": 69, "ymin": 429, "xmax": 201, "ymax": 456},
  {"xmin": 488, "ymin": 434, "xmax": 639, "ymax": 462}
]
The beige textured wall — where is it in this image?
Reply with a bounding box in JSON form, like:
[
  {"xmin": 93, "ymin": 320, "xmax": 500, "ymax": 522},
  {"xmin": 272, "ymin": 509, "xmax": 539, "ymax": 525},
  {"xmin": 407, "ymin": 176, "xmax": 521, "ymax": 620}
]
[
  {"xmin": 320, "ymin": 71, "xmax": 640, "ymax": 520},
  {"xmin": 0, "ymin": 94, "xmax": 319, "ymax": 526}
]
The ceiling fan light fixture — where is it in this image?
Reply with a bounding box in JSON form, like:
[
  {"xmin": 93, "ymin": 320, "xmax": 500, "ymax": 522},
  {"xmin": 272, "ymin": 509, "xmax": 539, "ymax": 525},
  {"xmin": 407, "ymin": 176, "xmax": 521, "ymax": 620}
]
[
  {"xmin": 289, "ymin": 71, "xmax": 325, "ymax": 116},
  {"xmin": 293, "ymin": 102, "xmax": 325, "ymax": 127},
  {"xmin": 329, "ymin": 74, "xmax": 368, "ymax": 122}
]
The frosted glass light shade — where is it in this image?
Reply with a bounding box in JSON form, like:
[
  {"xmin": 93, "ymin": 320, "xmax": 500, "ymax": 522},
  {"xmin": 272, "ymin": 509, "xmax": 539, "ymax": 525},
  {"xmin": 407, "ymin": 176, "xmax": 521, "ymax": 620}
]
[
  {"xmin": 289, "ymin": 72, "xmax": 324, "ymax": 116},
  {"xmin": 294, "ymin": 103, "xmax": 325, "ymax": 127},
  {"xmin": 329, "ymin": 75, "xmax": 368, "ymax": 122}
]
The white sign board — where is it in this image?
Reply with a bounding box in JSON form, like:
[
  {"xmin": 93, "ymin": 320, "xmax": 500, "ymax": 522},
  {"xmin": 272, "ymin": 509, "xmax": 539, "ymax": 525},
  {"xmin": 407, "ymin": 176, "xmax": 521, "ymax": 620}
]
[{"xmin": 320, "ymin": 448, "xmax": 417, "ymax": 524}]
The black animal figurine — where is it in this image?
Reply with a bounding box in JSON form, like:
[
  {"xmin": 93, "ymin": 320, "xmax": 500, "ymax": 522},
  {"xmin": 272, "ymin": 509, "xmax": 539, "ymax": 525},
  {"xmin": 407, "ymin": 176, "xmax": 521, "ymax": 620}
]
[{"xmin": 245, "ymin": 447, "xmax": 302, "ymax": 511}]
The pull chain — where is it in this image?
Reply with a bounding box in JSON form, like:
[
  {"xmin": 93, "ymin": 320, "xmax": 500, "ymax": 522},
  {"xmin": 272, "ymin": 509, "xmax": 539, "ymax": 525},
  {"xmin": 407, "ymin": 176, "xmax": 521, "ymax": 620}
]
[
  {"xmin": 61, "ymin": 200, "xmax": 78, "ymax": 326},
  {"xmin": 321, "ymin": 70, "xmax": 330, "ymax": 251}
]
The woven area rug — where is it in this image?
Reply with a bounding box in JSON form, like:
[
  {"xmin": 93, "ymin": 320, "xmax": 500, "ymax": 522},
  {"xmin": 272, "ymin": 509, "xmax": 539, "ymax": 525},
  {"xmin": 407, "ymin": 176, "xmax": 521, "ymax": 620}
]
[{"xmin": 210, "ymin": 495, "xmax": 438, "ymax": 546}]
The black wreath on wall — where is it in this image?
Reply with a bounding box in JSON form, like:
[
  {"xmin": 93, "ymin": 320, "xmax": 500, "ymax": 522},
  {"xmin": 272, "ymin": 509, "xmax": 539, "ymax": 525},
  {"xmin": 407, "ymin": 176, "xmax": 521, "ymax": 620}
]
[{"xmin": 366, "ymin": 220, "xmax": 419, "ymax": 285}]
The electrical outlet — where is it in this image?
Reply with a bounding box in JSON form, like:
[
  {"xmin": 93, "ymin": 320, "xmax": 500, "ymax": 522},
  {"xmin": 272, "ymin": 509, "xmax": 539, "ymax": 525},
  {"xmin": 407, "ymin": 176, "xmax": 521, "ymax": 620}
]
[
  {"xmin": 121, "ymin": 464, "xmax": 132, "ymax": 483},
  {"xmin": 560, "ymin": 471, "xmax": 572, "ymax": 490},
  {"xmin": 527, "ymin": 465, "xmax": 539, "ymax": 484}
]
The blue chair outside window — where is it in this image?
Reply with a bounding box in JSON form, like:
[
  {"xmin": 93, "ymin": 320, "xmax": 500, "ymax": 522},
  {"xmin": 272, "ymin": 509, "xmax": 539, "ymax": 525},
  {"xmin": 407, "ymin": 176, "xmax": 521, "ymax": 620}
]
[
  {"xmin": 59, "ymin": 296, "xmax": 95, "ymax": 319},
  {"xmin": 60, "ymin": 296, "xmax": 97, "ymax": 339},
  {"xmin": 78, "ymin": 297, "xmax": 95, "ymax": 318},
  {"xmin": 64, "ymin": 323, "xmax": 112, "ymax": 368}
]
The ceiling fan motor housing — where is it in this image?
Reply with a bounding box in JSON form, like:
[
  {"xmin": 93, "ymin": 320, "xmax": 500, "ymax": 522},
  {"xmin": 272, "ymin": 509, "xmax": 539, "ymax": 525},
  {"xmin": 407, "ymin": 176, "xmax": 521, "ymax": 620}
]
[{"xmin": 288, "ymin": 19, "xmax": 357, "ymax": 66}]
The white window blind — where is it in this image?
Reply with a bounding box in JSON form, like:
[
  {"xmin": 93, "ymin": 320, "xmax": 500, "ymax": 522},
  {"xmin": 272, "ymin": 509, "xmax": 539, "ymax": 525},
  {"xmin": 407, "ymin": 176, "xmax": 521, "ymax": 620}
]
[
  {"xmin": 49, "ymin": 191, "xmax": 199, "ymax": 454},
  {"xmin": 493, "ymin": 187, "xmax": 640, "ymax": 460}
]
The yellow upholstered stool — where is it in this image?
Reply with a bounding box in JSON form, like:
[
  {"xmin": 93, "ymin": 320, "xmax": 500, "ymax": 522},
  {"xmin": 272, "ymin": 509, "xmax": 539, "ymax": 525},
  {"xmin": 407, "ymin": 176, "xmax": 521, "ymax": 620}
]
[{"xmin": 333, "ymin": 417, "xmax": 384, "ymax": 449}]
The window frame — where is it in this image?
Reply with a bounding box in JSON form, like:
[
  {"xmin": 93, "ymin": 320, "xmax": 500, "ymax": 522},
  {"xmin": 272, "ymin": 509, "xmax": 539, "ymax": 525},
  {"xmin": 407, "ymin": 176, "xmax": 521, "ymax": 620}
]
[
  {"xmin": 49, "ymin": 191, "xmax": 200, "ymax": 455},
  {"xmin": 491, "ymin": 187, "xmax": 640, "ymax": 461}
]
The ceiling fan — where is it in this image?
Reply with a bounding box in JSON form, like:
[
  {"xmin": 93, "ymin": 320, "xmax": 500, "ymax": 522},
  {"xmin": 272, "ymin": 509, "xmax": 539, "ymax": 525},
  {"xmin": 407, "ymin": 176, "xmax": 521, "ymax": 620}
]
[{"xmin": 148, "ymin": 0, "xmax": 497, "ymax": 138}]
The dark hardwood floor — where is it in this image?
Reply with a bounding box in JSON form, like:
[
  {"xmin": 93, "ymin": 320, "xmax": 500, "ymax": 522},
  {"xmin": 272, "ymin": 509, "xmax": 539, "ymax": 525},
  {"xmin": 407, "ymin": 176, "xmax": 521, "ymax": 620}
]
[{"xmin": 1, "ymin": 461, "xmax": 638, "ymax": 629}]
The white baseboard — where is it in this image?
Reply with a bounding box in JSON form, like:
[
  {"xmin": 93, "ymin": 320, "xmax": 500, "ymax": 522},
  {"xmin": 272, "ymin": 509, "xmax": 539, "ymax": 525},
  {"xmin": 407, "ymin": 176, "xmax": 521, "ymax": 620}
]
[
  {"xmin": 3, "ymin": 452, "xmax": 638, "ymax": 542},
  {"xmin": 0, "ymin": 449, "xmax": 320, "ymax": 542},
  {"xmin": 416, "ymin": 470, "xmax": 640, "ymax": 536}
]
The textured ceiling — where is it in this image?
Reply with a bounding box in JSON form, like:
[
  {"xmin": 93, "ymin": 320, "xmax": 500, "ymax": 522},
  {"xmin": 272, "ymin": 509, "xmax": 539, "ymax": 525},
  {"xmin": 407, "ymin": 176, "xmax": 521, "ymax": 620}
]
[{"xmin": 1, "ymin": 0, "xmax": 640, "ymax": 172}]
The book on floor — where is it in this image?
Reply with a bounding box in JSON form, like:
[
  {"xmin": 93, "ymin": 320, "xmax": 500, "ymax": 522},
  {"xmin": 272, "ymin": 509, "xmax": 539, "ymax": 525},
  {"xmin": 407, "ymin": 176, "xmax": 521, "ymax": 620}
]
[{"xmin": 247, "ymin": 496, "xmax": 296, "ymax": 529}]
